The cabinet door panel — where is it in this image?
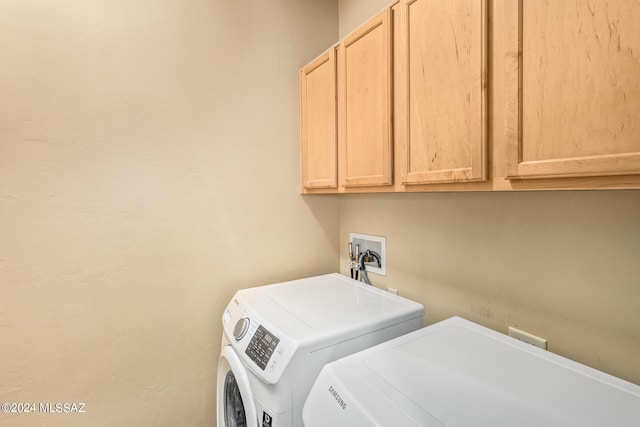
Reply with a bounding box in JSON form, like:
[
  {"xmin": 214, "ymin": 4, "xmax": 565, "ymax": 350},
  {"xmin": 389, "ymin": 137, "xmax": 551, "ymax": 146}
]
[
  {"xmin": 397, "ymin": 0, "xmax": 487, "ymax": 185},
  {"xmin": 300, "ymin": 48, "xmax": 337, "ymax": 190},
  {"xmin": 339, "ymin": 9, "xmax": 393, "ymax": 187},
  {"xmin": 505, "ymin": 0, "xmax": 640, "ymax": 179}
]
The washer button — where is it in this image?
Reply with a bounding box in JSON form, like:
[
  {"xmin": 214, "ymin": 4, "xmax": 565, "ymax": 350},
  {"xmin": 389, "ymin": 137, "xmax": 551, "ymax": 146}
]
[{"xmin": 222, "ymin": 310, "xmax": 231, "ymax": 325}]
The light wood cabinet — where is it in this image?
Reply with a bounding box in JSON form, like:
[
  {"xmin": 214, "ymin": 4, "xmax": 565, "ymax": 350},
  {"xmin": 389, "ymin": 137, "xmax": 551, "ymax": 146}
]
[
  {"xmin": 300, "ymin": 0, "xmax": 640, "ymax": 193},
  {"xmin": 300, "ymin": 47, "xmax": 338, "ymax": 190},
  {"xmin": 505, "ymin": 0, "xmax": 640, "ymax": 180},
  {"xmin": 396, "ymin": 0, "xmax": 487, "ymax": 185},
  {"xmin": 338, "ymin": 9, "xmax": 394, "ymax": 188}
]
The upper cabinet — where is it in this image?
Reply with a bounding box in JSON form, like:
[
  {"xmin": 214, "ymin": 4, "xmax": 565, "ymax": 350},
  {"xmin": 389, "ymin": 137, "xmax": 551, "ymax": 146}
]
[
  {"xmin": 300, "ymin": 0, "xmax": 640, "ymax": 193},
  {"xmin": 396, "ymin": 0, "xmax": 487, "ymax": 185},
  {"xmin": 300, "ymin": 47, "xmax": 338, "ymax": 190},
  {"xmin": 505, "ymin": 0, "xmax": 640, "ymax": 180},
  {"xmin": 339, "ymin": 9, "xmax": 394, "ymax": 188}
]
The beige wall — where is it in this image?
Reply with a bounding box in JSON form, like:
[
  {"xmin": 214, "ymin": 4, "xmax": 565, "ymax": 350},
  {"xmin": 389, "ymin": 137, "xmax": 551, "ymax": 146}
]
[
  {"xmin": 340, "ymin": 192, "xmax": 640, "ymax": 384},
  {"xmin": 339, "ymin": 0, "xmax": 389, "ymax": 38},
  {"xmin": 338, "ymin": 0, "xmax": 640, "ymax": 386},
  {"xmin": 0, "ymin": 0, "xmax": 339, "ymax": 425}
]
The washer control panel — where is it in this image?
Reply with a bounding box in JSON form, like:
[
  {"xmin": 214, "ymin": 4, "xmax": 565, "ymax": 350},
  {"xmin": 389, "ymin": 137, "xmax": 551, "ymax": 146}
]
[
  {"xmin": 245, "ymin": 325, "xmax": 280, "ymax": 370},
  {"xmin": 222, "ymin": 295, "xmax": 297, "ymax": 384}
]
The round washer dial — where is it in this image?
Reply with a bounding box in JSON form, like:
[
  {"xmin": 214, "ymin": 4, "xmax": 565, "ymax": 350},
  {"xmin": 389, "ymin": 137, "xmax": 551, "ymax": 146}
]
[{"xmin": 233, "ymin": 318, "xmax": 250, "ymax": 341}]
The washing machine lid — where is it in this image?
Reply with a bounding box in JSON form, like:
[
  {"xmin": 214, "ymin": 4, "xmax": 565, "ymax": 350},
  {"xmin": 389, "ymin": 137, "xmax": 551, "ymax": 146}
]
[
  {"xmin": 303, "ymin": 317, "xmax": 640, "ymax": 427},
  {"xmin": 233, "ymin": 274, "xmax": 424, "ymax": 346}
]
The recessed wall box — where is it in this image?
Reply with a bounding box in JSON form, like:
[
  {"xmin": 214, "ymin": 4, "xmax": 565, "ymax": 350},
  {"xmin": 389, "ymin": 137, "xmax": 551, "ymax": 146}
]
[{"xmin": 349, "ymin": 233, "xmax": 386, "ymax": 276}]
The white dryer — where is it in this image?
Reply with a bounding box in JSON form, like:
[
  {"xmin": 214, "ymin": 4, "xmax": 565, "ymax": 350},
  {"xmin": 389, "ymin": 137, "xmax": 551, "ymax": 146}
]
[
  {"xmin": 303, "ymin": 317, "xmax": 640, "ymax": 426},
  {"xmin": 216, "ymin": 273, "xmax": 424, "ymax": 427}
]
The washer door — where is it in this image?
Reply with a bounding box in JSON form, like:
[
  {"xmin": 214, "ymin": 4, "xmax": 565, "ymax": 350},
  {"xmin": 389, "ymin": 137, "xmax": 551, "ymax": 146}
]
[{"xmin": 217, "ymin": 345, "xmax": 258, "ymax": 427}]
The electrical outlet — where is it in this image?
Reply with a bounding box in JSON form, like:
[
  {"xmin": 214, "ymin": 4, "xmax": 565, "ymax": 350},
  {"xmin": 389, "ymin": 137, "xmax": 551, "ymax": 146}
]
[
  {"xmin": 349, "ymin": 233, "xmax": 386, "ymax": 276},
  {"xmin": 508, "ymin": 327, "xmax": 548, "ymax": 350}
]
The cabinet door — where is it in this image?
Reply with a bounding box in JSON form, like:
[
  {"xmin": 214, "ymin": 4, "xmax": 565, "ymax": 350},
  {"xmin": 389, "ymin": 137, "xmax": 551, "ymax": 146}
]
[
  {"xmin": 505, "ymin": 0, "xmax": 640, "ymax": 179},
  {"xmin": 397, "ymin": 0, "xmax": 487, "ymax": 185},
  {"xmin": 339, "ymin": 9, "xmax": 393, "ymax": 188},
  {"xmin": 300, "ymin": 48, "xmax": 337, "ymax": 190}
]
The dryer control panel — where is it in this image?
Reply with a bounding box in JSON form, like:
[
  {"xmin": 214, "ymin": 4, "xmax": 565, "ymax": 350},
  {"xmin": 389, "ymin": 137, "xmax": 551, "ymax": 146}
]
[{"xmin": 222, "ymin": 295, "xmax": 297, "ymax": 384}]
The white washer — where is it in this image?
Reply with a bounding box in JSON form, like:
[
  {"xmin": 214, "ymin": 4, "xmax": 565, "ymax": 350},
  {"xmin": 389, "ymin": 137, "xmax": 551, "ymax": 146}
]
[
  {"xmin": 217, "ymin": 273, "xmax": 424, "ymax": 427},
  {"xmin": 303, "ymin": 317, "xmax": 640, "ymax": 427}
]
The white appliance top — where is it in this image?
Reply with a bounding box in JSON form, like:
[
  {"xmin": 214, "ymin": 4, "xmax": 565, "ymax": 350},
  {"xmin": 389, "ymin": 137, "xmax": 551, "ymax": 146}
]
[
  {"xmin": 222, "ymin": 273, "xmax": 424, "ymax": 384},
  {"xmin": 303, "ymin": 317, "xmax": 640, "ymax": 427},
  {"xmin": 264, "ymin": 273, "xmax": 420, "ymax": 329}
]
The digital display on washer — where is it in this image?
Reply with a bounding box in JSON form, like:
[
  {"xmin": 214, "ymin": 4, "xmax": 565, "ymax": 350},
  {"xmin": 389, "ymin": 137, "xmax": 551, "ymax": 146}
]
[{"xmin": 245, "ymin": 325, "xmax": 280, "ymax": 370}]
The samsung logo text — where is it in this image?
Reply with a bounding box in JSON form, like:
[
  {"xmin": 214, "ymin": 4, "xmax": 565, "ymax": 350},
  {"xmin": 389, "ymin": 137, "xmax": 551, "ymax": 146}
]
[{"xmin": 328, "ymin": 385, "xmax": 347, "ymax": 410}]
